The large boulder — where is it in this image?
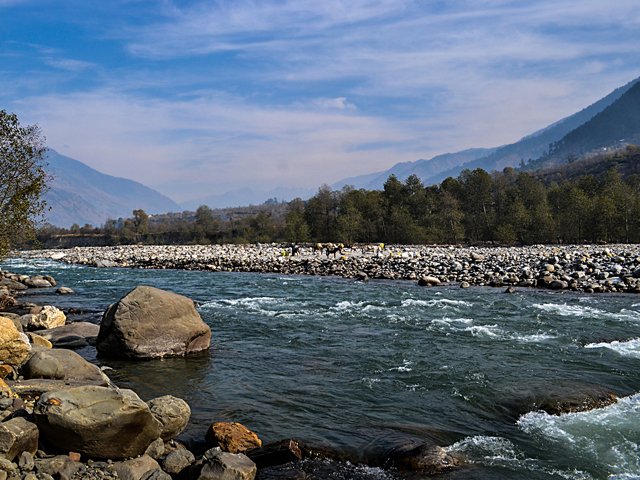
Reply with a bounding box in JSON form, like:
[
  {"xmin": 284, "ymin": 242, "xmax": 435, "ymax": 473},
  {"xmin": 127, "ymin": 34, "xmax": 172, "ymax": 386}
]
[
  {"xmin": 21, "ymin": 349, "xmax": 107, "ymax": 385},
  {"xmin": 148, "ymin": 395, "xmax": 191, "ymax": 441},
  {"xmin": 0, "ymin": 316, "xmax": 31, "ymax": 367},
  {"xmin": 34, "ymin": 386, "xmax": 162, "ymax": 459},
  {"xmin": 97, "ymin": 286, "xmax": 211, "ymax": 359}
]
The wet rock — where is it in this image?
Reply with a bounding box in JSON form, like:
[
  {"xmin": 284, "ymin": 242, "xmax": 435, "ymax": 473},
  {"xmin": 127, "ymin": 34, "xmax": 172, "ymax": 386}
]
[
  {"xmin": 21, "ymin": 349, "xmax": 107, "ymax": 385},
  {"xmin": 148, "ymin": 395, "xmax": 191, "ymax": 441},
  {"xmin": 34, "ymin": 386, "xmax": 162, "ymax": 459},
  {"xmin": 56, "ymin": 286, "xmax": 74, "ymax": 295},
  {"xmin": 0, "ymin": 278, "xmax": 27, "ymax": 291},
  {"xmin": 246, "ymin": 439, "xmax": 303, "ymax": 468},
  {"xmin": 0, "ymin": 316, "xmax": 31, "ymax": 367},
  {"xmin": 206, "ymin": 422, "xmax": 262, "ymax": 454},
  {"xmin": 0, "ymin": 417, "xmax": 38, "ymax": 461},
  {"xmin": 97, "ymin": 286, "xmax": 211, "ymax": 359},
  {"xmin": 386, "ymin": 442, "xmax": 459, "ymax": 474}
]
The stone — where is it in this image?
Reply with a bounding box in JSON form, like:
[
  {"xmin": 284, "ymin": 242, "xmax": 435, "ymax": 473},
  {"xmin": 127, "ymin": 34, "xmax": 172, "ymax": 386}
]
[
  {"xmin": 205, "ymin": 422, "xmax": 262, "ymax": 454},
  {"xmin": 0, "ymin": 317, "xmax": 31, "ymax": 367},
  {"xmin": 24, "ymin": 276, "xmax": 53, "ymax": 288},
  {"xmin": 34, "ymin": 455, "xmax": 81, "ymax": 479},
  {"xmin": 22, "ymin": 349, "xmax": 107, "ymax": 385},
  {"xmin": 56, "ymin": 287, "xmax": 74, "ymax": 295},
  {"xmin": 0, "ymin": 417, "xmax": 38, "ymax": 461},
  {"xmin": 141, "ymin": 469, "xmax": 172, "ymax": 480},
  {"xmin": 548, "ymin": 280, "xmax": 568, "ymax": 290},
  {"xmin": 29, "ymin": 306, "xmax": 66, "ymax": 330},
  {"xmin": 417, "ymin": 276, "xmax": 441, "ymax": 286},
  {"xmin": 460, "ymin": 281, "xmax": 470, "ymax": 288},
  {"xmin": 199, "ymin": 448, "xmax": 256, "ymax": 480},
  {"xmin": 18, "ymin": 451, "xmax": 34, "ymax": 471},
  {"xmin": 147, "ymin": 395, "xmax": 191, "ymax": 441},
  {"xmin": 33, "ymin": 322, "xmax": 99, "ymax": 349},
  {"xmin": 144, "ymin": 438, "xmax": 165, "ymax": 460},
  {"xmin": 0, "ymin": 279, "xmax": 27, "ymax": 291},
  {"xmin": 97, "ymin": 285, "xmax": 211, "ymax": 359},
  {"xmin": 26, "ymin": 333, "xmax": 52, "ymax": 349},
  {"xmin": 387, "ymin": 442, "xmax": 459, "ymax": 474},
  {"xmin": 245, "ymin": 439, "xmax": 303, "ymax": 468},
  {"xmin": 34, "ymin": 386, "xmax": 162, "ymax": 460},
  {"xmin": 113, "ymin": 455, "xmax": 160, "ymax": 480},
  {"xmin": 162, "ymin": 449, "xmax": 195, "ymax": 475}
]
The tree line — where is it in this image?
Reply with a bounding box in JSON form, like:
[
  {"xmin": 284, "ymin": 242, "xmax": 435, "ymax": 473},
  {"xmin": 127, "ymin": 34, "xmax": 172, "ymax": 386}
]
[{"xmin": 34, "ymin": 146, "xmax": 640, "ymax": 247}]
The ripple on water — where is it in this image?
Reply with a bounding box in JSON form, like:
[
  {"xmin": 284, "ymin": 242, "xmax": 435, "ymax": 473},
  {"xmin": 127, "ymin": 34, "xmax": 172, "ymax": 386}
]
[{"xmin": 585, "ymin": 338, "xmax": 640, "ymax": 359}]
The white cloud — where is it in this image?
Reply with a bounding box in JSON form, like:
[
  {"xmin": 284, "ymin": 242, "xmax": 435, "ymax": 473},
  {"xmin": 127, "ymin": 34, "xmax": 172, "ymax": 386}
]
[{"xmin": 15, "ymin": 90, "xmax": 422, "ymax": 201}]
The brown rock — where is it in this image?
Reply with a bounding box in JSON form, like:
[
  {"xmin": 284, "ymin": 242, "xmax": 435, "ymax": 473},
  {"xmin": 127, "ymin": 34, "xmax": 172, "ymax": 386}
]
[
  {"xmin": 206, "ymin": 422, "xmax": 262, "ymax": 454},
  {"xmin": 0, "ymin": 417, "xmax": 39, "ymax": 461}
]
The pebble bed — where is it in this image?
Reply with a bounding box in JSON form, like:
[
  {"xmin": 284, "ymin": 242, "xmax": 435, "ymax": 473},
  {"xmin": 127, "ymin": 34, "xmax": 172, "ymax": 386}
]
[{"xmin": 21, "ymin": 243, "xmax": 640, "ymax": 293}]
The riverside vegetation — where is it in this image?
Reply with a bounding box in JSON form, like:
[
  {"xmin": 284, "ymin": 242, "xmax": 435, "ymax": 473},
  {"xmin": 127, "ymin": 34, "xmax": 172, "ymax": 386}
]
[{"xmin": 32, "ymin": 145, "xmax": 640, "ymax": 249}]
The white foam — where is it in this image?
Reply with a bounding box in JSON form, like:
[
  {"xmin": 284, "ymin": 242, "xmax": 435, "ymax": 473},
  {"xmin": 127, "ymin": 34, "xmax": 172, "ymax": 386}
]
[
  {"xmin": 518, "ymin": 393, "xmax": 640, "ymax": 477},
  {"xmin": 465, "ymin": 324, "xmax": 502, "ymax": 337},
  {"xmin": 585, "ymin": 338, "xmax": 640, "ymax": 359},
  {"xmin": 512, "ymin": 332, "xmax": 557, "ymax": 343},
  {"xmin": 534, "ymin": 303, "xmax": 640, "ymax": 322},
  {"xmin": 388, "ymin": 359, "xmax": 413, "ymax": 372},
  {"xmin": 401, "ymin": 298, "xmax": 472, "ymax": 308}
]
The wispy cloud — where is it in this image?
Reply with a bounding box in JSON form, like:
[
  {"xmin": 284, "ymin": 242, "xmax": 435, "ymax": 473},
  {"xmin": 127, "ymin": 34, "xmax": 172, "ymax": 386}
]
[
  {"xmin": 16, "ymin": 89, "xmax": 421, "ymax": 201},
  {"xmin": 42, "ymin": 57, "xmax": 94, "ymax": 72}
]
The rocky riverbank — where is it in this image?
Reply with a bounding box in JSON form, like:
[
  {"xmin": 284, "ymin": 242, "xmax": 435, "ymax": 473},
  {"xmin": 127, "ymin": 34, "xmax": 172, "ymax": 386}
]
[{"xmin": 21, "ymin": 243, "xmax": 640, "ymax": 293}]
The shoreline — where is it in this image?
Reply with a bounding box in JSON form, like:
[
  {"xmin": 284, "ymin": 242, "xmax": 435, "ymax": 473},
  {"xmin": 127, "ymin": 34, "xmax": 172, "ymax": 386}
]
[{"xmin": 19, "ymin": 243, "xmax": 640, "ymax": 294}]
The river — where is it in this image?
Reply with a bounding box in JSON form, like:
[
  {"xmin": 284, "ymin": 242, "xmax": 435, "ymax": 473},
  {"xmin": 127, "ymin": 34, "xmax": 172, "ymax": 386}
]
[{"xmin": 4, "ymin": 257, "xmax": 640, "ymax": 479}]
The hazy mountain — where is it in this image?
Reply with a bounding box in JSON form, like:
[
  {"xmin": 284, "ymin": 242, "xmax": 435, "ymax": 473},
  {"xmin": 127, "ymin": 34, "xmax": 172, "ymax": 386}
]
[
  {"xmin": 181, "ymin": 185, "xmax": 315, "ymax": 210},
  {"xmin": 334, "ymin": 76, "xmax": 640, "ymax": 189},
  {"xmin": 423, "ymin": 76, "xmax": 640, "ymax": 184},
  {"xmin": 333, "ymin": 148, "xmax": 496, "ymax": 190},
  {"xmin": 43, "ymin": 150, "xmax": 181, "ymax": 227}
]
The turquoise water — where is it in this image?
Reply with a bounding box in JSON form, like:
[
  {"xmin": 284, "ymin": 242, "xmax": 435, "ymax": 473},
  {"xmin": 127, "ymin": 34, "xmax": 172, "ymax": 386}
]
[{"xmin": 4, "ymin": 257, "xmax": 640, "ymax": 479}]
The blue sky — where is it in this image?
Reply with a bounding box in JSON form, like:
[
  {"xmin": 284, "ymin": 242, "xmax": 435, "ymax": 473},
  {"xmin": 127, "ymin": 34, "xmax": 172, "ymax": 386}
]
[{"xmin": 2, "ymin": 0, "xmax": 640, "ymax": 203}]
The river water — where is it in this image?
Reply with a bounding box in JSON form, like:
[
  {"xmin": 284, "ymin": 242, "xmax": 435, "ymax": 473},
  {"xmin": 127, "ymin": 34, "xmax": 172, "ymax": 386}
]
[{"xmin": 4, "ymin": 257, "xmax": 640, "ymax": 479}]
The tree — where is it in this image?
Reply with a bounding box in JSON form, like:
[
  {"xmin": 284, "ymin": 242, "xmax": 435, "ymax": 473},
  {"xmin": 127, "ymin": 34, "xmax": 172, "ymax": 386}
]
[{"xmin": 0, "ymin": 110, "xmax": 47, "ymax": 257}]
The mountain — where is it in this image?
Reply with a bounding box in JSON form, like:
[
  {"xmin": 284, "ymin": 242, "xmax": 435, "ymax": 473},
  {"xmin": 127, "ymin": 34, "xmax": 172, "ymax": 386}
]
[
  {"xmin": 530, "ymin": 80, "xmax": 640, "ymax": 167},
  {"xmin": 43, "ymin": 150, "xmax": 181, "ymax": 227},
  {"xmin": 333, "ymin": 148, "xmax": 496, "ymax": 190},
  {"xmin": 334, "ymin": 76, "xmax": 640, "ymax": 189}
]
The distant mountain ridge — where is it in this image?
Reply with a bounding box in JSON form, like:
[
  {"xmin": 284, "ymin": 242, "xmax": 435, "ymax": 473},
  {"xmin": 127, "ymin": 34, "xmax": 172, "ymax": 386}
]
[
  {"xmin": 43, "ymin": 150, "xmax": 181, "ymax": 227},
  {"xmin": 334, "ymin": 76, "xmax": 640, "ymax": 189}
]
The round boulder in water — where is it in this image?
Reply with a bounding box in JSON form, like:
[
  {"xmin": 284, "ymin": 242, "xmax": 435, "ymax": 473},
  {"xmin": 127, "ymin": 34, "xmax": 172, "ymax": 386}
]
[{"xmin": 97, "ymin": 285, "xmax": 211, "ymax": 359}]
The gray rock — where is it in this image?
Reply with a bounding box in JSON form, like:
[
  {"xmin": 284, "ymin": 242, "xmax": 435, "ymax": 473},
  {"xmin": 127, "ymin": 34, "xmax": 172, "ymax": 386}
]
[
  {"xmin": 34, "ymin": 386, "xmax": 162, "ymax": 460},
  {"xmin": 113, "ymin": 455, "xmax": 160, "ymax": 480},
  {"xmin": 56, "ymin": 287, "xmax": 74, "ymax": 295},
  {"xmin": 147, "ymin": 395, "xmax": 191, "ymax": 441},
  {"xmin": 24, "ymin": 276, "xmax": 53, "ymax": 288},
  {"xmin": 22, "ymin": 349, "xmax": 107, "ymax": 385},
  {"xmin": 18, "ymin": 450, "xmax": 35, "ymax": 471},
  {"xmin": 199, "ymin": 448, "xmax": 256, "ymax": 480},
  {"xmin": 162, "ymin": 449, "xmax": 195, "ymax": 475},
  {"xmin": 417, "ymin": 275, "xmax": 440, "ymax": 286},
  {"xmin": 0, "ymin": 417, "xmax": 38, "ymax": 461},
  {"xmin": 0, "ymin": 279, "xmax": 27, "ymax": 291},
  {"xmin": 141, "ymin": 469, "xmax": 172, "ymax": 480},
  {"xmin": 144, "ymin": 438, "xmax": 165, "ymax": 460},
  {"xmin": 33, "ymin": 322, "xmax": 99, "ymax": 349},
  {"xmin": 97, "ymin": 286, "xmax": 211, "ymax": 359}
]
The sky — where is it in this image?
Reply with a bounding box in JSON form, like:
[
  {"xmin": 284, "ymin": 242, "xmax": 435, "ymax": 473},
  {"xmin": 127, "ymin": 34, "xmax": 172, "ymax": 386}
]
[{"xmin": 1, "ymin": 0, "xmax": 640, "ymax": 205}]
